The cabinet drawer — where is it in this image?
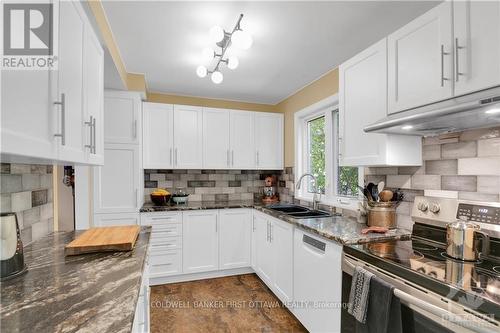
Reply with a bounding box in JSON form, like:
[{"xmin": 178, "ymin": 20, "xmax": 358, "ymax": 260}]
[
  {"xmin": 141, "ymin": 212, "xmax": 182, "ymax": 226},
  {"xmin": 150, "ymin": 236, "xmax": 182, "ymax": 251},
  {"xmin": 149, "ymin": 250, "xmax": 182, "ymax": 276},
  {"xmin": 150, "ymin": 223, "xmax": 182, "ymax": 237}
]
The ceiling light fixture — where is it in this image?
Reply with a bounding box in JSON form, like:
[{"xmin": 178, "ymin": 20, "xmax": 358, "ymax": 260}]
[
  {"xmin": 196, "ymin": 14, "xmax": 252, "ymax": 84},
  {"xmin": 485, "ymin": 108, "xmax": 500, "ymax": 114},
  {"xmin": 402, "ymin": 125, "xmax": 413, "ymax": 130}
]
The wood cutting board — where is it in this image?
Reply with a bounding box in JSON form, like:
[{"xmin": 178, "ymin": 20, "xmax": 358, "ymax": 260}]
[{"xmin": 65, "ymin": 225, "xmax": 141, "ymax": 256}]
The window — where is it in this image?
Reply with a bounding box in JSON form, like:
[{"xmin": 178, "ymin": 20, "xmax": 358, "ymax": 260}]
[{"xmin": 295, "ymin": 96, "xmax": 362, "ymax": 208}]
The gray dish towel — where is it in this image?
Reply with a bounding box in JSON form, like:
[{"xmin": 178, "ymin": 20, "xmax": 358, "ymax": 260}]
[
  {"xmin": 347, "ymin": 266, "xmax": 374, "ymax": 323},
  {"xmin": 356, "ymin": 276, "xmax": 402, "ymax": 333}
]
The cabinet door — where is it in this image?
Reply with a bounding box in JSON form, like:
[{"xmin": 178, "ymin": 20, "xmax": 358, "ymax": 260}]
[
  {"xmin": 339, "ymin": 39, "xmax": 388, "ymax": 166},
  {"xmin": 255, "ymin": 113, "xmax": 284, "ymax": 170},
  {"xmin": 454, "ymin": 0, "xmax": 500, "ymax": 96},
  {"xmin": 173, "ymin": 105, "xmax": 203, "ymax": 169},
  {"xmin": 254, "ymin": 213, "xmax": 273, "ymax": 285},
  {"xmin": 1, "ymin": 69, "xmax": 56, "ymax": 160},
  {"xmin": 230, "ymin": 111, "xmax": 255, "ymax": 169},
  {"xmin": 94, "ymin": 144, "xmax": 141, "ymax": 213},
  {"xmin": 83, "ymin": 24, "xmax": 104, "ymax": 165},
  {"xmin": 182, "ymin": 211, "xmax": 219, "ymax": 273},
  {"xmin": 388, "ymin": 1, "xmax": 453, "ymax": 114},
  {"xmin": 271, "ymin": 218, "xmax": 294, "ymax": 303},
  {"xmin": 104, "ymin": 91, "xmax": 141, "ymax": 144},
  {"xmin": 219, "ymin": 209, "xmax": 251, "ymax": 270},
  {"xmin": 93, "ymin": 213, "xmax": 139, "ymax": 227},
  {"xmin": 57, "ymin": 0, "xmax": 86, "ymax": 163},
  {"xmin": 203, "ymin": 108, "xmax": 230, "ymax": 169},
  {"xmin": 143, "ymin": 102, "xmax": 174, "ymax": 169}
]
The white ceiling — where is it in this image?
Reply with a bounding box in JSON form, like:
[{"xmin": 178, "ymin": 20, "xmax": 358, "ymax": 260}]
[{"xmin": 102, "ymin": 1, "xmax": 440, "ymax": 104}]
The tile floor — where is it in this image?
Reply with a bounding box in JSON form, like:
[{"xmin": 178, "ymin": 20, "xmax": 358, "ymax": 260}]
[{"xmin": 150, "ymin": 274, "xmax": 307, "ymax": 332}]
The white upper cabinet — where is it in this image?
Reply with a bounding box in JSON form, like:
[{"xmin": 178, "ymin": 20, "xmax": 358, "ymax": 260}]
[
  {"xmin": 255, "ymin": 112, "xmax": 284, "ymax": 170},
  {"xmin": 340, "ymin": 38, "xmax": 422, "ymax": 166},
  {"xmin": 388, "ymin": 1, "xmax": 453, "ymax": 114},
  {"xmin": 94, "ymin": 144, "xmax": 141, "ymax": 214},
  {"xmin": 173, "ymin": 105, "xmax": 203, "ymax": 169},
  {"xmin": 182, "ymin": 210, "xmax": 219, "ymax": 274},
  {"xmin": 143, "ymin": 102, "xmax": 174, "ymax": 169},
  {"xmin": 230, "ymin": 111, "xmax": 255, "ymax": 169},
  {"xmin": 83, "ymin": 24, "xmax": 104, "ymax": 165},
  {"xmin": 104, "ymin": 90, "xmax": 142, "ymax": 145},
  {"xmin": 56, "ymin": 0, "xmax": 86, "ymax": 163},
  {"xmin": 453, "ymin": 0, "xmax": 500, "ymax": 96},
  {"xmin": 218, "ymin": 209, "xmax": 252, "ymax": 270},
  {"xmin": 203, "ymin": 108, "xmax": 230, "ymax": 169}
]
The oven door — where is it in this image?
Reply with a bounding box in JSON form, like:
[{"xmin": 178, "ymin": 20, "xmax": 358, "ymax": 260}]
[{"xmin": 341, "ymin": 253, "xmax": 499, "ymax": 333}]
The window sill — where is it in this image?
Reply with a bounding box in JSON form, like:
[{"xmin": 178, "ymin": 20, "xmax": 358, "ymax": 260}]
[{"xmin": 293, "ymin": 195, "xmax": 362, "ymax": 211}]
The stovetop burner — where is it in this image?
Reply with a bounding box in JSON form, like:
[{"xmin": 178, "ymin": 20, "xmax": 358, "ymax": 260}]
[
  {"xmin": 439, "ymin": 251, "xmax": 482, "ymax": 264},
  {"xmin": 367, "ymin": 242, "xmax": 424, "ymax": 262}
]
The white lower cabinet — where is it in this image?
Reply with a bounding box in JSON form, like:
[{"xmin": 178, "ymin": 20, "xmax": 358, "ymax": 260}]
[
  {"xmin": 293, "ymin": 229, "xmax": 342, "ymax": 333},
  {"xmin": 182, "ymin": 210, "xmax": 219, "ymax": 274},
  {"xmin": 93, "ymin": 213, "xmax": 139, "ymax": 227},
  {"xmin": 219, "ymin": 209, "xmax": 252, "ymax": 270}
]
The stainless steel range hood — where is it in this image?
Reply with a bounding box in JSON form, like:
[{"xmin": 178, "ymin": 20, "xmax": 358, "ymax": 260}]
[{"xmin": 364, "ymin": 87, "xmax": 500, "ymax": 136}]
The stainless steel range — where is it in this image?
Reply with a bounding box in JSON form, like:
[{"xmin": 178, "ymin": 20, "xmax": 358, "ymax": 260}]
[{"xmin": 342, "ymin": 196, "xmax": 500, "ymax": 333}]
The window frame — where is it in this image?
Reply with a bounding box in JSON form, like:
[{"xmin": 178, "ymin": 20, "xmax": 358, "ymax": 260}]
[{"xmin": 294, "ymin": 94, "xmax": 363, "ymax": 210}]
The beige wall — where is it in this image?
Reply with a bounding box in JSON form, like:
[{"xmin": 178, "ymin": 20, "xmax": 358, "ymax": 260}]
[
  {"xmin": 147, "ymin": 92, "xmax": 279, "ymax": 113},
  {"xmin": 276, "ymin": 68, "xmax": 339, "ymax": 167}
]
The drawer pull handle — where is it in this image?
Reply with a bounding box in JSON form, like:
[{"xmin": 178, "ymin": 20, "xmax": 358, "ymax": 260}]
[{"xmin": 152, "ymin": 263, "xmax": 172, "ymax": 267}]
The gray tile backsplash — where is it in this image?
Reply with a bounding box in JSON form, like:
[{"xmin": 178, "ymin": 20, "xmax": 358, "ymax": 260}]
[
  {"xmin": 1, "ymin": 163, "xmax": 54, "ymax": 245},
  {"xmin": 366, "ymin": 126, "xmax": 500, "ymax": 230}
]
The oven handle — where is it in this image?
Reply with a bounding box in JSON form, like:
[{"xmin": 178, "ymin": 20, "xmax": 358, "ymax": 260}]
[{"xmin": 343, "ymin": 257, "xmax": 497, "ymax": 333}]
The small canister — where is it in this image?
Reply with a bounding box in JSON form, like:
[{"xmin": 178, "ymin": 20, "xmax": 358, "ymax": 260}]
[{"xmin": 366, "ymin": 202, "xmax": 399, "ymax": 229}]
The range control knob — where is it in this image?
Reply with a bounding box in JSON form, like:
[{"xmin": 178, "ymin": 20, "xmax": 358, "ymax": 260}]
[
  {"xmin": 429, "ymin": 203, "xmax": 441, "ymax": 214},
  {"xmin": 418, "ymin": 201, "xmax": 428, "ymax": 212}
]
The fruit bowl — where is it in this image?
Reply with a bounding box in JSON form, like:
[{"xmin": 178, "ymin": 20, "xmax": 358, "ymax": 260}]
[{"xmin": 150, "ymin": 189, "xmax": 171, "ymax": 206}]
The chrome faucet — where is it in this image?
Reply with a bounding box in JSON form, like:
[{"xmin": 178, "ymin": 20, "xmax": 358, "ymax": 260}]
[{"xmin": 296, "ymin": 173, "xmax": 320, "ymax": 210}]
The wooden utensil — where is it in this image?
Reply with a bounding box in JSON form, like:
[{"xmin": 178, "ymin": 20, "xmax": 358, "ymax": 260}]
[
  {"xmin": 65, "ymin": 226, "xmax": 140, "ymax": 256},
  {"xmin": 379, "ymin": 190, "xmax": 394, "ymax": 202}
]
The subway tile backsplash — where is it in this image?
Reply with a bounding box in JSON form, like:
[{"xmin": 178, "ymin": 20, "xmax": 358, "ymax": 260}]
[
  {"xmin": 0, "ymin": 163, "xmax": 54, "ymax": 245},
  {"xmin": 144, "ymin": 169, "xmax": 282, "ymax": 203},
  {"xmin": 366, "ymin": 126, "xmax": 500, "ymax": 230}
]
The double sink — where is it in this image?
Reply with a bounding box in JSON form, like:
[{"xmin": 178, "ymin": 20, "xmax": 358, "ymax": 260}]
[{"xmin": 267, "ymin": 204, "xmax": 332, "ymax": 219}]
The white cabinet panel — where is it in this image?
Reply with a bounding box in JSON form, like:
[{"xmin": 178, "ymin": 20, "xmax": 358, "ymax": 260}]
[
  {"xmin": 143, "ymin": 102, "xmax": 174, "ymax": 169},
  {"xmin": 94, "ymin": 144, "xmax": 141, "ymax": 213},
  {"xmin": 203, "ymin": 108, "xmax": 230, "ymax": 169},
  {"xmin": 388, "ymin": 1, "xmax": 453, "ymax": 114},
  {"xmin": 182, "ymin": 211, "xmax": 218, "ymax": 273},
  {"xmin": 104, "ymin": 91, "xmax": 141, "ymax": 145},
  {"xmin": 83, "ymin": 24, "xmax": 104, "ymax": 165},
  {"xmin": 230, "ymin": 111, "xmax": 255, "ymax": 169},
  {"xmin": 453, "ymin": 0, "xmax": 500, "ymax": 96},
  {"xmin": 255, "ymin": 112, "xmax": 284, "ymax": 170},
  {"xmin": 270, "ymin": 218, "xmax": 294, "ymax": 303},
  {"xmin": 173, "ymin": 105, "xmax": 203, "ymax": 169},
  {"xmin": 254, "ymin": 212, "xmax": 273, "ymax": 285},
  {"xmin": 94, "ymin": 213, "xmax": 139, "ymax": 227},
  {"xmin": 57, "ymin": 0, "xmax": 86, "ymax": 163},
  {"xmin": 219, "ymin": 209, "xmax": 251, "ymax": 270},
  {"xmin": 339, "ymin": 38, "xmax": 422, "ymax": 166}
]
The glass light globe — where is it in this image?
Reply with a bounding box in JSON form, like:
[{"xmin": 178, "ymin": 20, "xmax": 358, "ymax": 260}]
[
  {"xmin": 196, "ymin": 65, "xmax": 207, "ymax": 78},
  {"xmin": 210, "ymin": 26, "xmax": 224, "ymax": 43},
  {"xmin": 202, "ymin": 47, "xmax": 215, "ymax": 63},
  {"xmin": 232, "ymin": 30, "xmax": 252, "ymax": 50},
  {"xmin": 227, "ymin": 56, "xmax": 239, "ymax": 70},
  {"xmin": 211, "ymin": 71, "xmax": 223, "ymax": 84}
]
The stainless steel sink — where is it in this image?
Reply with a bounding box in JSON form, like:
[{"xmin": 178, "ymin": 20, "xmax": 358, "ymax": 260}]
[{"xmin": 267, "ymin": 204, "xmax": 332, "ymax": 219}]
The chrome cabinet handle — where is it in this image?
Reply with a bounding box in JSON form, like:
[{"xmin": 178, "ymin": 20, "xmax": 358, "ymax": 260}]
[
  {"xmin": 92, "ymin": 117, "xmax": 96, "ymax": 154},
  {"xmin": 227, "ymin": 150, "xmax": 230, "ymax": 167},
  {"xmin": 270, "ymin": 223, "xmax": 273, "ymax": 242},
  {"xmin": 267, "ymin": 222, "xmax": 270, "ymax": 242},
  {"xmin": 53, "ymin": 93, "xmax": 66, "ymax": 145},
  {"xmin": 440, "ymin": 44, "xmax": 450, "ymax": 87},
  {"xmin": 256, "ymin": 151, "xmax": 259, "ymax": 166},
  {"xmin": 215, "ymin": 217, "xmax": 218, "ymax": 233},
  {"xmin": 455, "ymin": 38, "xmax": 464, "ymax": 82},
  {"xmin": 133, "ymin": 120, "xmax": 138, "ymax": 139},
  {"xmin": 135, "ymin": 189, "xmax": 139, "ymax": 207},
  {"xmin": 252, "ymin": 217, "xmax": 256, "ymax": 232},
  {"xmin": 231, "ymin": 150, "xmax": 234, "ymax": 166},
  {"xmin": 84, "ymin": 116, "xmax": 93, "ymax": 151}
]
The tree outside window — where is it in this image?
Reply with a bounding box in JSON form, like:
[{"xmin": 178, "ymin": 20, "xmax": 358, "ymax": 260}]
[{"xmin": 307, "ymin": 116, "xmax": 326, "ymax": 194}]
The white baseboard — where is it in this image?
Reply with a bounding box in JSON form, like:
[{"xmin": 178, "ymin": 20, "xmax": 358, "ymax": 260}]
[{"xmin": 149, "ymin": 267, "xmax": 255, "ymax": 286}]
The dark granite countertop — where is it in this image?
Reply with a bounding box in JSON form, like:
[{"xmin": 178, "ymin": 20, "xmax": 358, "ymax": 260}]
[
  {"xmin": 0, "ymin": 226, "xmax": 151, "ymax": 333},
  {"xmin": 141, "ymin": 201, "xmax": 411, "ymax": 245}
]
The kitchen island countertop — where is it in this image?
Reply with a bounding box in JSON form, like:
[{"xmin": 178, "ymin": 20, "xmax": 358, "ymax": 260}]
[
  {"xmin": 0, "ymin": 226, "xmax": 151, "ymax": 333},
  {"xmin": 141, "ymin": 201, "xmax": 411, "ymax": 245}
]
